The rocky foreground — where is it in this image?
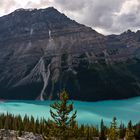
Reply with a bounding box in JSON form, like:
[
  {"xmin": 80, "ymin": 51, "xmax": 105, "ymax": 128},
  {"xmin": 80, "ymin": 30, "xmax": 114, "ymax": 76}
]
[
  {"xmin": 0, "ymin": 129, "xmax": 100, "ymax": 140},
  {"xmin": 0, "ymin": 130, "xmax": 99, "ymax": 140},
  {"xmin": 0, "ymin": 129, "xmax": 125, "ymax": 140},
  {"xmin": 0, "ymin": 129, "xmax": 43, "ymax": 140}
]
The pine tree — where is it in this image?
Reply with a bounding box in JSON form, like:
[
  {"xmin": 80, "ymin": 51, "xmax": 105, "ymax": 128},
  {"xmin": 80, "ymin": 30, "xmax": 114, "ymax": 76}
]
[
  {"xmin": 108, "ymin": 117, "xmax": 118, "ymax": 140},
  {"xmin": 30, "ymin": 116, "xmax": 36, "ymax": 133},
  {"xmin": 23, "ymin": 115, "xmax": 29, "ymax": 131},
  {"xmin": 35, "ymin": 118, "xmax": 40, "ymax": 133},
  {"xmin": 86, "ymin": 126, "xmax": 92, "ymax": 140},
  {"xmin": 99, "ymin": 120, "xmax": 106, "ymax": 140},
  {"xmin": 79, "ymin": 124, "xmax": 85, "ymax": 137},
  {"xmin": 135, "ymin": 123, "xmax": 140, "ymax": 140},
  {"xmin": 125, "ymin": 121, "xmax": 135, "ymax": 140},
  {"xmin": 50, "ymin": 90, "xmax": 77, "ymax": 139},
  {"xmin": 4, "ymin": 113, "xmax": 10, "ymax": 130},
  {"xmin": 119, "ymin": 123, "xmax": 126, "ymax": 139}
]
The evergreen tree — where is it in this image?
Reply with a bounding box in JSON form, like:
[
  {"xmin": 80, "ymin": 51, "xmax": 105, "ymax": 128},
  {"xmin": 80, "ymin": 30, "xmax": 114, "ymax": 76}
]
[
  {"xmin": 108, "ymin": 117, "xmax": 118, "ymax": 140},
  {"xmin": 35, "ymin": 118, "xmax": 40, "ymax": 134},
  {"xmin": 30, "ymin": 116, "xmax": 35, "ymax": 133},
  {"xmin": 119, "ymin": 123, "xmax": 126, "ymax": 139},
  {"xmin": 50, "ymin": 90, "xmax": 77, "ymax": 139},
  {"xmin": 125, "ymin": 121, "xmax": 135, "ymax": 140},
  {"xmin": 135, "ymin": 123, "xmax": 140, "ymax": 140},
  {"xmin": 4, "ymin": 113, "xmax": 10, "ymax": 130},
  {"xmin": 86, "ymin": 126, "xmax": 93, "ymax": 140},
  {"xmin": 99, "ymin": 120, "xmax": 106, "ymax": 140}
]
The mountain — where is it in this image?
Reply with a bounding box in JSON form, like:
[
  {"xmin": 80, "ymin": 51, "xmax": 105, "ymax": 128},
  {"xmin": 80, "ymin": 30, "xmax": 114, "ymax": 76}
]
[{"xmin": 0, "ymin": 7, "xmax": 140, "ymax": 101}]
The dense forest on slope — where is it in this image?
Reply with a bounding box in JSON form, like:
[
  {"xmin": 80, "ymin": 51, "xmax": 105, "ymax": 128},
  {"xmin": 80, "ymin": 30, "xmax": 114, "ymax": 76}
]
[
  {"xmin": 59, "ymin": 58, "xmax": 140, "ymax": 101},
  {"xmin": 1, "ymin": 58, "xmax": 140, "ymax": 101}
]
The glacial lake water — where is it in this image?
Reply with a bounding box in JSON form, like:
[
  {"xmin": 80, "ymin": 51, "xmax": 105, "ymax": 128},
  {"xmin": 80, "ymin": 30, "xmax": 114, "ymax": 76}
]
[{"xmin": 0, "ymin": 97, "xmax": 140, "ymax": 126}]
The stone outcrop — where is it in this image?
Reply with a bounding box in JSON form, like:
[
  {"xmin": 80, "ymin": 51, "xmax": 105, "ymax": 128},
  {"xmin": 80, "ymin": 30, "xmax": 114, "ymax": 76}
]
[{"xmin": 0, "ymin": 130, "xmax": 43, "ymax": 140}]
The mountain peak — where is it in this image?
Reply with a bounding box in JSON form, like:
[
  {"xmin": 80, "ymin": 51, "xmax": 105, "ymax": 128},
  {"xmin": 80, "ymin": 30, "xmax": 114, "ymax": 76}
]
[
  {"xmin": 44, "ymin": 6, "xmax": 58, "ymax": 11},
  {"xmin": 0, "ymin": 7, "xmax": 87, "ymax": 41},
  {"xmin": 12, "ymin": 7, "xmax": 58, "ymax": 14},
  {"xmin": 14, "ymin": 8, "xmax": 37, "ymax": 12},
  {"xmin": 121, "ymin": 29, "xmax": 135, "ymax": 35}
]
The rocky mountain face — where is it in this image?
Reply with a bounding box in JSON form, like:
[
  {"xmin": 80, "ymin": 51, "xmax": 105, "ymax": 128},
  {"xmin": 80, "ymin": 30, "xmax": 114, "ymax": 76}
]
[{"xmin": 0, "ymin": 7, "xmax": 140, "ymax": 101}]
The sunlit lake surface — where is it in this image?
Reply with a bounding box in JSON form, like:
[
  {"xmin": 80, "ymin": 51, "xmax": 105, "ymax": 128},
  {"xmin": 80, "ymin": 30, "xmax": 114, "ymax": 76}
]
[{"xmin": 0, "ymin": 97, "xmax": 140, "ymax": 126}]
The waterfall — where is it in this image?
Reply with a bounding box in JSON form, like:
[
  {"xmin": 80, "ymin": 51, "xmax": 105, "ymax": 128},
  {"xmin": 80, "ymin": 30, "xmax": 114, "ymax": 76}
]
[
  {"xmin": 49, "ymin": 30, "xmax": 52, "ymax": 41},
  {"xmin": 30, "ymin": 28, "xmax": 34, "ymax": 36},
  {"xmin": 39, "ymin": 58, "xmax": 51, "ymax": 101},
  {"xmin": 38, "ymin": 30, "xmax": 54, "ymax": 100}
]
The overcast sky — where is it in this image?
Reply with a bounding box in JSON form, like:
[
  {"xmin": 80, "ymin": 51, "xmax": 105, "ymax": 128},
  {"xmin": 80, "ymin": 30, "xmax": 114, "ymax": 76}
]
[{"xmin": 0, "ymin": 0, "xmax": 140, "ymax": 35}]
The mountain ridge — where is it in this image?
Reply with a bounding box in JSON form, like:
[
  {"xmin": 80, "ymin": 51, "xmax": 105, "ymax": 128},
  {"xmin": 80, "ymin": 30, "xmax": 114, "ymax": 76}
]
[{"xmin": 0, "ymin": 7, "xmax": 140, "ymax": 101}]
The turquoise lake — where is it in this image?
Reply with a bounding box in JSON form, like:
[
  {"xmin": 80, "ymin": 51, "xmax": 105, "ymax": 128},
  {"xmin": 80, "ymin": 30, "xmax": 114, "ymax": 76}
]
[{"xmin": 0, "ymin": 97, "xmax": 140, "ymax": 126}]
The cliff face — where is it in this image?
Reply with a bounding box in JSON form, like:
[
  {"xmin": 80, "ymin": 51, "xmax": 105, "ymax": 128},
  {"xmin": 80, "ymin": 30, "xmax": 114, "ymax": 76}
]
[{"xmin": 0, "ymin": 7, "xmax": 140, "ymax": 101}]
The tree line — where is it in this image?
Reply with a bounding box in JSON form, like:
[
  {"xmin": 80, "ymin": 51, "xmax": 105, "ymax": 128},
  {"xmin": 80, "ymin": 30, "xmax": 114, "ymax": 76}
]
[{"xmin": 0, "ymin": 90, "xmax": 140, "ymax": 140}]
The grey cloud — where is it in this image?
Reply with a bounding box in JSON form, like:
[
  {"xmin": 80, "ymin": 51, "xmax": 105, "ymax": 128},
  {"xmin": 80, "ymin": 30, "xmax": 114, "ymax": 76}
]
[
  {"xmin": 52, "ymin": 0, "xmax": 140, "ymax": 34},
  {"xmin": 53, "ymin": 0, "xmax": 86, "ymax": 11},
  {"xmin": 52, "ymin": 0, "xmax": 127, "ymax": 34},
  {"xmin": 109, "ymin": 1, "xmax": 140, "ymax": 33},
  {"xmin": 0, "ymin": 0, "xmax": 18, "ymax": 16},
  {"xmin": 26, "ymin": 0, "xmax": 51, "ymax": 9},
  {"xmin": 0, "ymin": 0, "xmax": 140, "ymax": 34}
]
